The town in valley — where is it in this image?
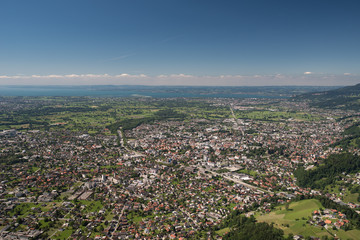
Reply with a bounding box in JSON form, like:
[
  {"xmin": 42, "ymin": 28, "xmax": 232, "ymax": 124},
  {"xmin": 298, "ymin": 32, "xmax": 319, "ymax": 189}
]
[{"xmin": 1, "ymin": 86, "xmax": 360, "ymax": 239}]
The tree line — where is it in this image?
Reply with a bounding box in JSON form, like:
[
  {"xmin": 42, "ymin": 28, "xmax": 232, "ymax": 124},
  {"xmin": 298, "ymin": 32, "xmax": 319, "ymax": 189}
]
[
  {"xmin": 294, "ymin": 153, "xmax": 360, "ymax": 189},
  {"xmin": 218, "ymin": 210, "xmax": 288, "ymax": 240}
]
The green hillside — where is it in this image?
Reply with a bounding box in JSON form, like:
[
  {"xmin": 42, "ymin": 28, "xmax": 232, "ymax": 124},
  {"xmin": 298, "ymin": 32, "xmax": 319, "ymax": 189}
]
[
  {"xmin": 294, "ymin": 153, "xmax": 360, "ymax": 190},
  {"xmin": 331, "ymin": 122, "xmax": 360, "ymax": 150},
  {"xmin": 256, "ymin": 199, "xmax": 360, "ymax": 239},
  {"xmin": 295, "ymin": 83, "xmax": 360, "ymax": 110}
]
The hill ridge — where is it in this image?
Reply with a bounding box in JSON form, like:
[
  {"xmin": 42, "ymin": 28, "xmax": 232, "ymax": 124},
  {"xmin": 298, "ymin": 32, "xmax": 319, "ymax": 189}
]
[{"xmin": 295, "ymin": 83, "xmax": 360, "ymax": 110}]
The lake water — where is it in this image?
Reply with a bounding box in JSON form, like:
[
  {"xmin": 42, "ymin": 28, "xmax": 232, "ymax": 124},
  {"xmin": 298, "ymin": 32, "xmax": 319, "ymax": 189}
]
[{"xmin": 0, "ymin": 85, "xmax": 339, "ymax": 98}]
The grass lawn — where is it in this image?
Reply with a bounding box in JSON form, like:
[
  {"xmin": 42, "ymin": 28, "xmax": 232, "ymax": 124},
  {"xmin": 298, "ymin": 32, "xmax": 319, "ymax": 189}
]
[
  {"xmin": 39, "ymin": 219, "xmax": 52, "ymax": 230},
  {"xmin": 105, "ymin": 212, "xmax": 115, "ymax": 221},
  {"xmin": 215, "ymin": 227, "xmax": 230, "ymax": 236},
  {"xmin": 343, "ymin": 192, "xmax": 359, "ymax": 204},
  {"xmin": 59, "ymin": 191, "xmax": 72, "ymax": 200},
  {"xmin": 237, "ymin": 169, "xmax": 258, "ymax": 177},
  {"xmin": 42, "ymin": 220, "xmax": 65, "ymax": 239},
  {"xmin": 133, "ymin": 216, "xmax": 143, "ymax": 223},
  {"xmin": 256, "ymin": 199, "xmax": 330, "ymax": 238},
  {"xmin": 331, "ymin": 229, "xmax": 360, "ymax": 240},
  {"xmin": 8, "ymin": 203, "xmax": 40, "ymax": 217},
  {"xmin": 127, "ymin": 211, "xmax": 144, "ymax": 224},
  {"xmin": 31, "ymin": 166, "xmax": 40, "ymax": 172},
  {"xmin": 79, "ymin": 200, "xmax": 104, "ymax": 213},
  {"xmin": 282, "ymin": 199, "xmax": 322, "ymax": 220},
  {"xmin": 54, "ymin": 229, "xmax": 73, "ymax": 240}
]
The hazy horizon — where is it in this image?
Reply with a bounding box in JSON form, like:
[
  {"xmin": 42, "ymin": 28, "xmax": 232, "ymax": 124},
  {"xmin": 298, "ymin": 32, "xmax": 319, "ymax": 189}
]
[{"xmin": 0, "ymin": 73, "xmax": 358, "ymax": 86}]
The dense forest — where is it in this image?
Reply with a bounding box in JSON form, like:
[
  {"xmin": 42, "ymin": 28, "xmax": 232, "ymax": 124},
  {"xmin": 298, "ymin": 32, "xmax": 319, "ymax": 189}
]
[
  {"xmin": 294, "ymin": 153, "xmax": 360, "ymax": 189},
  {"xmin": 343, "ymin": 122, "xmax": 360, "ymax": 136}
]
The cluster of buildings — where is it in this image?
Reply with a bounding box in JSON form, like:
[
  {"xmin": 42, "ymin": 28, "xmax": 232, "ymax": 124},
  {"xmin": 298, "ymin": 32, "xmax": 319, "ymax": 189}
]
[
  {"xmin": 311, "ymin": 209, "xmax": 350, "ymax": 230},
  {"xmin": 0, "ymin": 97, "xmax": 359, "ymax": 239}
]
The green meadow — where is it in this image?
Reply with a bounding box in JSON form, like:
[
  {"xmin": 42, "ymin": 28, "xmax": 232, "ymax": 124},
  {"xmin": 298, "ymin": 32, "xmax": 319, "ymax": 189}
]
[
  {"xmin": 1, "ymin": 97, "xmax": 326, "ymax": 136},
  {"xmin": 256, "ymin": 199, "xmax": 360, "ymax": 239},
  {"xmin": 0, "ymin": 98, "xmax": 233, "ymax": 133}
]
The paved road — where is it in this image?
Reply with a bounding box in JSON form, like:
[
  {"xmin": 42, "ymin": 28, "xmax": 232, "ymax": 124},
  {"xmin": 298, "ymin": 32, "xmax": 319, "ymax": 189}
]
[
  {"xmin": 110, "ymin": 204, "xmax": 126, "ymax": 239},
  {"xmin": 229, "ymin": 105, "xmax": 244, "ymax": 135}
]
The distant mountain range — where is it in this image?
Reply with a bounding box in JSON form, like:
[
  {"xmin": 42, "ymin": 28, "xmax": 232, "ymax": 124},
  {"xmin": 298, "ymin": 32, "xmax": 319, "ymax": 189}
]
[{"xmin": 295, "ymin": 83, "xmax": 360, "ymax": 110}]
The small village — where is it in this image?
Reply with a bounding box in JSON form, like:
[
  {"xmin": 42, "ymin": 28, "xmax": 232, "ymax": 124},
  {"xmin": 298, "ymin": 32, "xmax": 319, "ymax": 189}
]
[{"xmin": 311, "ymin": 209, "xmax": 350, "ymax": 230}]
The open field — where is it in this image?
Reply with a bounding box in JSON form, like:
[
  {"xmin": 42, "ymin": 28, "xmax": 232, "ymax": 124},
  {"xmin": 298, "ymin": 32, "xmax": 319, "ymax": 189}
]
[
  {"xmin": 78, "ymin": 200, "xmax": 104, "ymax": 214},
  {"xmin": 2, "ymin": 97, "xmax": 326, "ymax": 135},
  {"xmin": 0, "ymin": 98, "xmax": 233, "ymax": 134}
]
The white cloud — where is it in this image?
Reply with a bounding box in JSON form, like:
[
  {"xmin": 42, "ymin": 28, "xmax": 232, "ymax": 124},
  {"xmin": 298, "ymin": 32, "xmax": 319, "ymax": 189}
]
[
  {"xmin": 64, "ymin": 74, "xmax": 80, "ymax": 78},
  {"xmin": 344, "ymin": 73, "xmax": 352, "ymax": 76},
  {"xmin": 47, "ymin": 75, "xmax": 63, "ymax": 78},
  {"xmin": 115, "ymin": 74, "xmax": 129, "ymax": 77},
  {"xmin": 169, "ymin": 74, "xmax": 193, "ymax": 78},
  {"xmin": 0, "ymin": 73, "xmax": 358, "ymax": 86}
]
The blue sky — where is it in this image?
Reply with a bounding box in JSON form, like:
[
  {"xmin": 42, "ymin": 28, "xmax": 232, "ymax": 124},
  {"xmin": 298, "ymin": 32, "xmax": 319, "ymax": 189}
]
[{"xmin": 0, "ymin": 0, "xmax": 359, "ymax": 85}]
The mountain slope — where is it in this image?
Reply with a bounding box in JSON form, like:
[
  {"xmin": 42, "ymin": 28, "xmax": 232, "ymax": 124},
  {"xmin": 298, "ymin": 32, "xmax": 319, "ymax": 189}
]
[{"xmin": 295, "ymin": 83, "xmax": 360, "ymax": 110}]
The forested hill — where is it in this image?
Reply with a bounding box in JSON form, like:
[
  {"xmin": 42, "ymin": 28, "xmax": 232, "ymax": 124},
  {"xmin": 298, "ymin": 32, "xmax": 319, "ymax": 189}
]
[
  {"xmin": 294, "ymin": 83, "xmax": 360, "ymax": 110},
  {"xmin": 294, "ymin": 153, "xmax": 360, "ymax": 190},
  {"xmin": 330, "ymin": 122, "xmax": 360, "ymax": 150}
]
